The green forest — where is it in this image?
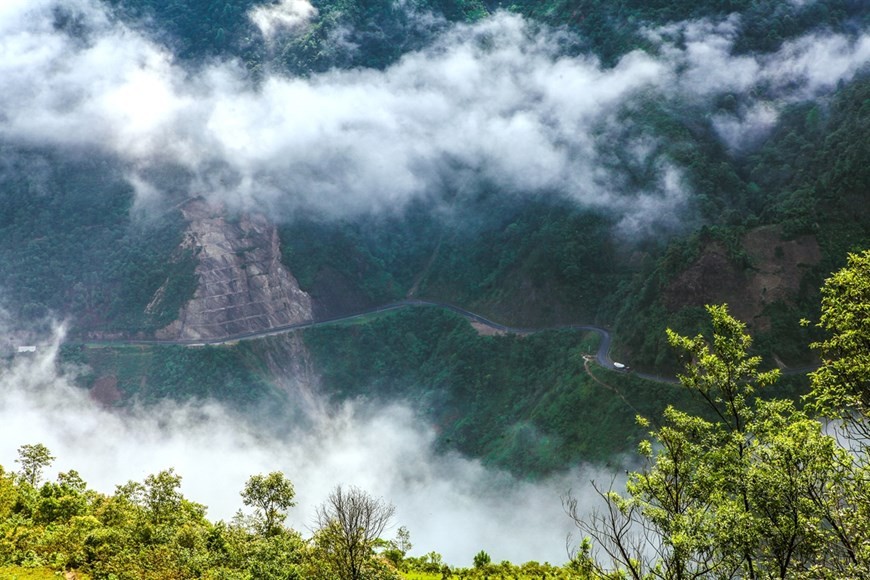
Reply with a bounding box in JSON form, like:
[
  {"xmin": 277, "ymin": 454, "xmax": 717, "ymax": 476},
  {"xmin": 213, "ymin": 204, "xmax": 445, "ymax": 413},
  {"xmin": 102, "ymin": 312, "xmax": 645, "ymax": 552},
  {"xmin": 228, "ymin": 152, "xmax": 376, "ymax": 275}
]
[
  {"xmin": 1, "ymin": 0, "xmax": 869, "ymax": 576},
  {"xmin": 0, "ymin": 445, "xmax": 577, "ymax": 578},
  {"xmin": 302, "ymin": 306, "xmax": 703, "ymax": 474}
]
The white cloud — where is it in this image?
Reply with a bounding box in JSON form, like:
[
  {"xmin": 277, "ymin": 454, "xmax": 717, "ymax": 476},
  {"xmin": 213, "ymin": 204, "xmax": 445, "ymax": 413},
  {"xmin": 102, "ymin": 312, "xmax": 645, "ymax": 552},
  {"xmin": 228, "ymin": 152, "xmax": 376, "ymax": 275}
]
[
  {"xmin": 649, "ymin": 16, "xmax": 762, "ymax": 95},
  {"xmin": 712, "ymin": 102, "xmax": 779, "ymax": 152},
  {"xmin": 615, "ymin": 165, "xmax": 690, "ymax": 234},
  {"xmin": 648, "ymin": 16, "xmax": 870, "ymax": 99},
  {"xmin": 0, "ymin": 2, "xmax": 868, "ymax": 229},
  {"xmin": 249, "ymin": 0, "xmax": 317, "ymax": 40},
  {"xmin": 765, "ymin": 33, "xmax": 870, "ymax": 95},
  {"xmin": 645, "ymin": 16, "xmax": 870, "ymax": 150}
]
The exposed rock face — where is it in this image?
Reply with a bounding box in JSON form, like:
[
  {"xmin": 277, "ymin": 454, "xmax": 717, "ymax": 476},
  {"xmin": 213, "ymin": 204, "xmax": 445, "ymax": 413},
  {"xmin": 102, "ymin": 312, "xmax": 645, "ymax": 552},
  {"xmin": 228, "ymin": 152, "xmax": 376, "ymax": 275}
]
[
  {"xmin": 157, "ymin": 199, "xmax": 314, "ymax": 340},
  {"xmin": 663, "ymin": 225, "xmax": 821, "ymax": 331}
]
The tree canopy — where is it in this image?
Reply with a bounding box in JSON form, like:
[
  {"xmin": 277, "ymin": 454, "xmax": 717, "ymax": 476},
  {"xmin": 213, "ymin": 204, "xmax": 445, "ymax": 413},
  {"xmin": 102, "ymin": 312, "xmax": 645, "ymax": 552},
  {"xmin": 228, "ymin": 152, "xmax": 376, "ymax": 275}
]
[{"xmin": 569, "ymin": 249, "xmax": 870, "ymax": 578}]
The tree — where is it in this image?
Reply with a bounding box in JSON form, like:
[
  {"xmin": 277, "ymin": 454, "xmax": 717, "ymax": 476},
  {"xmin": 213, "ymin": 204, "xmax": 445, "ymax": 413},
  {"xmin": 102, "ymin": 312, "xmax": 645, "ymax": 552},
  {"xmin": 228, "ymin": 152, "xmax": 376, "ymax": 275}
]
[
  {"xmin": 393, "ymin": 525, "xmax": 412, "ymax": 556},
  {"xmin": 314, "ymin": 485, "xmax": 397, "ymax": 580},
  {"xmin": 15, "ymin": 443, "xmax": 54, "ymax": 487},
  {"xmin": 473, "ymin": 549, "xmax": 491, "ymax": 568},
  {"xmin": 808, "ymin": 249, "xmax": 870, "ymax": 439},
  {"xmin": 383, "ymin": 525, "xmax": 412, "ymax": 569},
  {"xmin": 245, "ymin": 529, "xmax": 305, "ymax": 580},
  {"xmin": 567, "ymin": 304, "xmax": 859, "ymax": 578},
  {"xmin": 143, "ymin": 468, "xmax": 184, "ymax": 524},
  {"xmin": 241, "ymin": 471, "xmax": 296, "ymax": 536},
  {"xmin": 803, "ymin": 249, "xmax": 870, "ymax": 575},
  {"xmin": 34, "ymin": 470, "xmax": 90, "ymax": 525}
]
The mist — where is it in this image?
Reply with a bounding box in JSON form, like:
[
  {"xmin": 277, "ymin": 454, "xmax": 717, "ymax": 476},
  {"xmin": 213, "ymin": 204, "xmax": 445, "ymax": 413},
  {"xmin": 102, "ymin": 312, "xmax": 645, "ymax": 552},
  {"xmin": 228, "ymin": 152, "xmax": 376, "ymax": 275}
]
[
  {"xmin": 0, "ymin": 328, "xmax": 615, "ymax": 566},
  {"xmin": 1, "ymin": 0, "xmax": 868, "ymax": 231},
  {"xmin": 249, "ymin": 0, "xmax": 318, "ymax": 40}
]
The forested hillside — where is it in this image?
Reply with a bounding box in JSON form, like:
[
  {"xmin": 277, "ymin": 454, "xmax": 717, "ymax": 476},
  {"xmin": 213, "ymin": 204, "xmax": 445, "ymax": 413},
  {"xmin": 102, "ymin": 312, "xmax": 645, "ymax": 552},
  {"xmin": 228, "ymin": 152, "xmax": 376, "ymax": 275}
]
[
  {"xmin": 1, "ymin": 0, "xmax": 866, "ymax": 362},
  {"xmin": 0, "ymin": 0, "xmax": 868, "ymax": 572},
  {"xmin": 3, "ymin": 250, "xmax": 870, "ymax": 577},
  {"xmin": 0, "ymin": 148, "xmax": 196, "ymax": 331}
]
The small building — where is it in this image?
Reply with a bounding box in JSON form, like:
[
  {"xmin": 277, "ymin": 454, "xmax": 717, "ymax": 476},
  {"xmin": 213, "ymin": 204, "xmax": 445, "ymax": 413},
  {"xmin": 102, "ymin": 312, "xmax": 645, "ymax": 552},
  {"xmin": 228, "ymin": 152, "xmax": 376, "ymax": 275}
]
[{"xmin": 16, "ymin": 345, "xmax": 37, "ymax": 353}]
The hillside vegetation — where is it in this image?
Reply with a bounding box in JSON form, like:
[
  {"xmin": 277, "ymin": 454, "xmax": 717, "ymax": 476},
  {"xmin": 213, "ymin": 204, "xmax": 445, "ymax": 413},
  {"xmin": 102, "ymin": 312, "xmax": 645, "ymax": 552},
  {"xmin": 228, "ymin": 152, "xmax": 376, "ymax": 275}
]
[
  {"xmin": 60, "ymin": 342, "xmax": 282, "ymax": 409},
  {"xmin": 4, "ymin": 249, "xmax": 870, "ymax": 578},
  {"xmin": 0, "ymin": 148, "xmax": 196, "ymax": 332},
  {"xmin": 0, "ymin": 0, "xmax": 863, "ymax": 367},
  {"xmin": 303, "ymin": 306, "xmax": 703, "ymax": 474},
  {"xmin": 0, "ymin": 448, "xmax": 576, "ymax": 578}
]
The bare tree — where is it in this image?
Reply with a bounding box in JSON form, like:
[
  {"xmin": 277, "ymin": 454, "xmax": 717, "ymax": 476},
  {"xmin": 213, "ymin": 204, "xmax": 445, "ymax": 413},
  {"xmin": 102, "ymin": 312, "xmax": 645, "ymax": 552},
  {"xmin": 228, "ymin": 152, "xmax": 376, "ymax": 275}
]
[
  {"xmin": 315, "ymin": 485, "xmax": 396, "ymax": 580},
  {"xmin": 563, "ymin": 481, "xmax": 650, "ymax": 580}
]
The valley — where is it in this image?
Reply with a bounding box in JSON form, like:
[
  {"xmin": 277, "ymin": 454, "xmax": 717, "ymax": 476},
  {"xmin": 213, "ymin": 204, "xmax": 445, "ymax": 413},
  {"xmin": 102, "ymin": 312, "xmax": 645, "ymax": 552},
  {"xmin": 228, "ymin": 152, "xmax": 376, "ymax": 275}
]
[{"xmin": 0, "ymin": 0, "xmax": 868, "ymax": 575}]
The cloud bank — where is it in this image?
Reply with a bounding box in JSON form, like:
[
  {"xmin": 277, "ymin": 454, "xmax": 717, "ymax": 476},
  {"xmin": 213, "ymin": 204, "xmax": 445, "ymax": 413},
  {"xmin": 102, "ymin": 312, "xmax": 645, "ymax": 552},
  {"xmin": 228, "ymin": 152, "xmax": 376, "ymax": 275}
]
[
  {"xmin": 1, "ymin": 1, "xmax": 867, "ymax": 230},
  {"xmin": 647, "ymin": 17, "xmax": 870, "ymax": 150},
  {"xmin": 0, "ymin": 331, "xmax": 604, "ymax": 565},
  {"xmin": 249, "ymin": 0, "xmax": 317, "ymax": 40}
]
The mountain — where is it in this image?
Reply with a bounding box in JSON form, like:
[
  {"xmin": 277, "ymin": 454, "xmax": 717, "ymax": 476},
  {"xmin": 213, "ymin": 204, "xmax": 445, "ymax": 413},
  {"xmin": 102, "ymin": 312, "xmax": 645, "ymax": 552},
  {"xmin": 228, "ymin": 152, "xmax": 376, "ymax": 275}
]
[{"xmin": 0, "ymin": 0, "xmax": 868, "ymax": 478}]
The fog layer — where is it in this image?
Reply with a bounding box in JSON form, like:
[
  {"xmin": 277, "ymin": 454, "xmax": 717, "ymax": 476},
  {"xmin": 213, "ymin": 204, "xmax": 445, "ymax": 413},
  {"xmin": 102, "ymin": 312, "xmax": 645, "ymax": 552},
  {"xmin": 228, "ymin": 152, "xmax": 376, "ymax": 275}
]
[{"xmin": 0, "ymin": 331, "xmax": 605, "ymax": 565}]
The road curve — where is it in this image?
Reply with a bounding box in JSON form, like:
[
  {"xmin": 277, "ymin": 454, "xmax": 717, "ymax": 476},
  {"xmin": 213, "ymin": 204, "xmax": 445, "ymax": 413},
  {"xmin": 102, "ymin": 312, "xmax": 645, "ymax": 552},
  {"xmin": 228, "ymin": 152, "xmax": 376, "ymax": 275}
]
[
  {"xmin": 74, "ymin": 299, "xmax": 814, "ymax": 383},
  {"xmin": 75, "ymin": 300, "xmax": 623, "ymax": 368}
]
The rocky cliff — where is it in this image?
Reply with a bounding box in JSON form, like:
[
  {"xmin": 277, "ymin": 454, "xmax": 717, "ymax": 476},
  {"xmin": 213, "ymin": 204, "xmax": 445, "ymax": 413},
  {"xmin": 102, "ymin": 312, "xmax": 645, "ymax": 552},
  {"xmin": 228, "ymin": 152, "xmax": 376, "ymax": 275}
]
[{"xmin": 155, "ymin": 199, "xmax": 314, "ymax": 341}]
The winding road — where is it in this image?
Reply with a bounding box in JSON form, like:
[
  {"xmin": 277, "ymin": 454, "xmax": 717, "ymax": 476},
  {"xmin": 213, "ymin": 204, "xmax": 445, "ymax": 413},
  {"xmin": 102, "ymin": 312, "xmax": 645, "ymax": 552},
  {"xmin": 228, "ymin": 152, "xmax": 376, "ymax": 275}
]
[
  {"xmin": 78, "ymin": 299, "xmax": 813, "ymax": 384},
  {"xmin": 80, "ymin": 299, "xmax": 621, "ymax": 364}
]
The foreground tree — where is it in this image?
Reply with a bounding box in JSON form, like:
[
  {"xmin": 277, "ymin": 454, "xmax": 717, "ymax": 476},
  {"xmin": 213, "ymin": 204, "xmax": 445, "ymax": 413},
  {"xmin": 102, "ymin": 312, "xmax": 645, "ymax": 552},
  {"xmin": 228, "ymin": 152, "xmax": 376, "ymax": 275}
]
[
  {"xmin": 15, "ymin": 443, "xmax": 54, "ymax": 487},
  {"xmin": 313, "ymin": 485, "xmax": 397, "ymax": 580},
  {"xmin": 808, "ymin": 248, "xmax": 870, "ymax": 439},
  {"xmin": 0, "ymin": 459, "xmax": 310, "ymax": 579},
  {"xmin": 473, "ymin": 549, "xmax": 492, "ymax": 569},
  {"xmin": 804, "ymin": 249, "xmax": 870, "ymax": 574},
  {"xmin": 568, "ymin": 303, "xmax": 865, "ymax": 578},
  {"xmin": 241, "ymin": 471, "xmax": 296, "ymax": 536}
]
